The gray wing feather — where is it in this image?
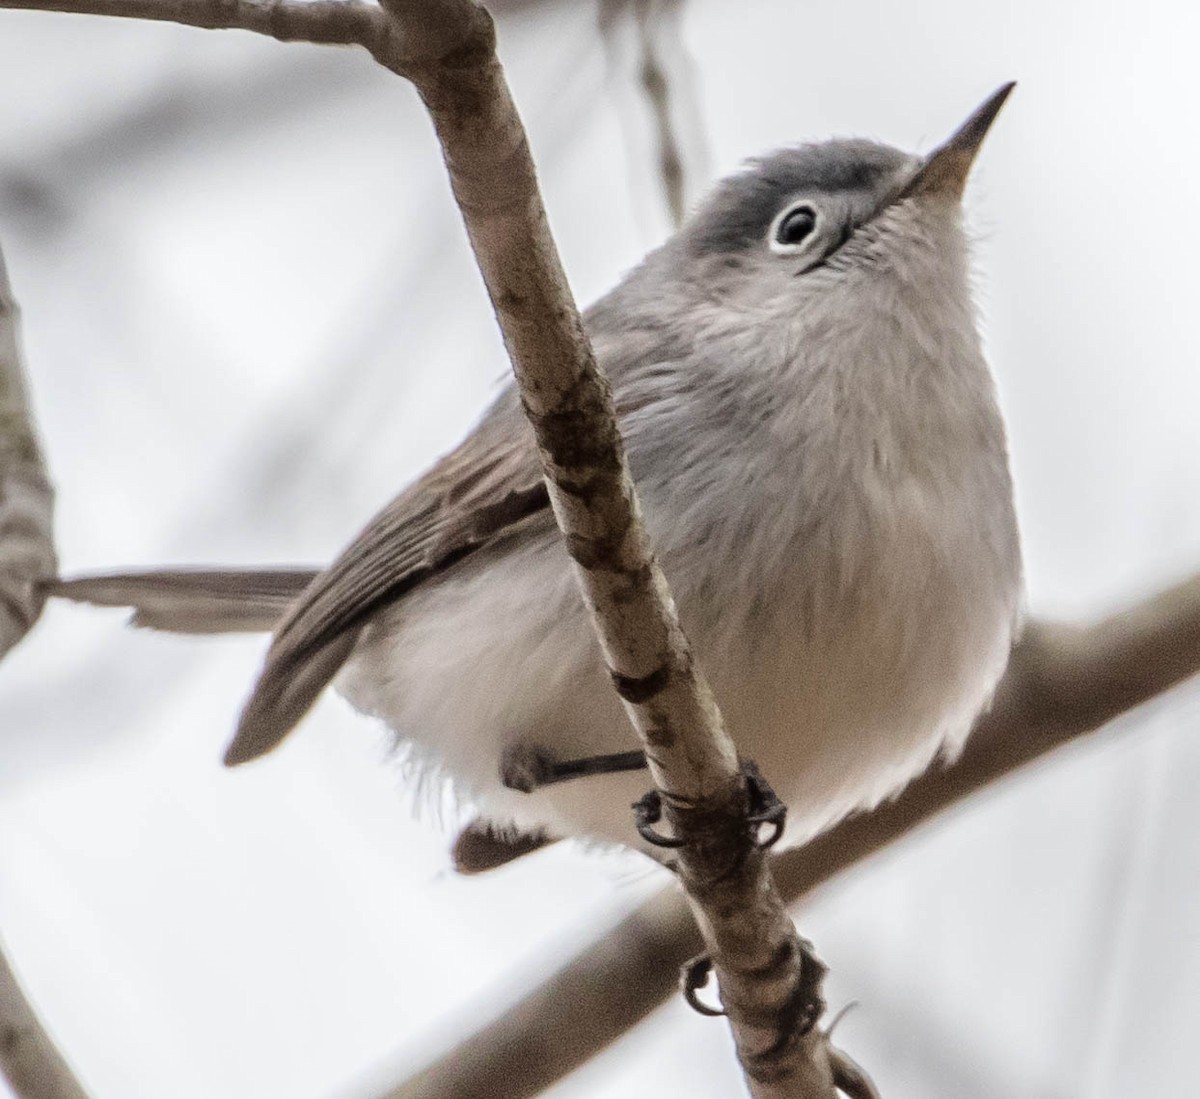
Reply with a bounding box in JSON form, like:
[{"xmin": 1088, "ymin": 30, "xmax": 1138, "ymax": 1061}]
[
  {"xmin": 227, "ymin": 394, "xmax": 549, "ymax": 765},
  {"xmin": 227, "ymin": 296, "xmax": 694, "ymax": 765},
  {"xmin": 49, "ymin": 569, "xmax": 316, "ymax": 633}
]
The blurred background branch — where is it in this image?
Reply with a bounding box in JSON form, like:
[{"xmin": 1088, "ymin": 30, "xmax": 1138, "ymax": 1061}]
[
  {"xmin": 634, "ymin": 0, "xmax": 687, "ymax": 226},
  {"xmin": 599, "ymin": 0, "xmax": 705, "ymax": 230},
  {"xmin": 0, "ymin": 948, "xmax": 90, "ymax": 1099},
  {"xmin": 0, "ymin": 246, "xmax": 89, "ymax": 1098},
  {"xmin": 0, "ymin": 243, "xmax": 54, "ymax": 658}
]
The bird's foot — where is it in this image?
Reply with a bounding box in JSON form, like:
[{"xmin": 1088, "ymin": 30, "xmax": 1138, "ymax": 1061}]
[
  {"xmin": 742, "ymin": 758, "xmax": 787, "ymax": 849},
  {"xmin": 681, "ymin": 954, "xmax": 726, "ymax": 1015},
  {"xmin": 631, "ymin": 788, "xmax": 688, "ymax": 848},
  {"xmin": 766, "ymin": 938, "xmax": 827, "ymax": 1051},
  {"xmin": 631, "ymin": 758, "xmax": 787, "ymax": 849},
  {"xmin": 681, "ymin": 943, "xmax": 827, "ymax": 1050},
  {"xmin": 500, "ymin": 744, "xmax": 647, "ymax": 793}
]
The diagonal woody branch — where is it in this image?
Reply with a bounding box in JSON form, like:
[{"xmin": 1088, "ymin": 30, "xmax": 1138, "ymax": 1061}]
[
  {"xmin": 369, "ymin": 3, "xmax": 839, "ymax": 1093},
  {"xmin": 0, "ymin": 0, "xmax": 845, "ymax": 1092},
  {"xmin": 381, "ymin": 571, "xmax": 1200, "ymax": 1099}
]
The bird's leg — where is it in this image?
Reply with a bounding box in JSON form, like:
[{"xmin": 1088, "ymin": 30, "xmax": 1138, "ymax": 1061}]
[
  {"xmin": 632, "ymin": 757, "xmax": 788, "ymax": 849},
  {"xmin": 499, "ymin": 744, "xmax": 648, "ymax": 793}
]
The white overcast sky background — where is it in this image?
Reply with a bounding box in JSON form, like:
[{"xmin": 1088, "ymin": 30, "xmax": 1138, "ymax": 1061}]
[{"xmin": 2, "ymin": 1, "xmax": 1200, "ymax": 1097}]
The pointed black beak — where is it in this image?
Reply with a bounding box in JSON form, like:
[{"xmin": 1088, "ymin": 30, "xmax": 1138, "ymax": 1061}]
[{"xmin": 902, "ymin": 82, "xmax": 1016, "ymax": 201}]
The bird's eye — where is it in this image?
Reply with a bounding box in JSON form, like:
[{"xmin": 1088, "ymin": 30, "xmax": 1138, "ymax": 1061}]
[{"xmin": 774, "ymin": 204, "xmax": 818, "ymax": 248}]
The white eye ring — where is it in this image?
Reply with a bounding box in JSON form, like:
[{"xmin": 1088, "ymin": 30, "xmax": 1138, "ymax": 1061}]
[{"xmin": 769, "ymin": 201, "xmax": 821, "ymax": 255}]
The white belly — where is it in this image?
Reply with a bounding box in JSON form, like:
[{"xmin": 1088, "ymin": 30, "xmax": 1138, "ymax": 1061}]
[{"xmin": 337, "ymin": 474, "xmax": 1020, "ymax": 857}]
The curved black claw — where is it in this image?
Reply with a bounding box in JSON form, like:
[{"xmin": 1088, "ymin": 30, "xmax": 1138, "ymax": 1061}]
[
  {"xmin": 742, "ymin": 759, "xmax": 787, "ymax": 849},
  {"xmin": 680, "ymin": 954, "xmax": 726, "ymax": 1017},
  {"xmin": 631, "ymin": 790, "xmax": 686, "ymax": 848},
  {"xmin": 681, "ymin": 943, "xmax": 827, "ymax": 1055},
  {"xmin": 759, "ymin": 940, "xmax": 827, "ymax": 1058}
]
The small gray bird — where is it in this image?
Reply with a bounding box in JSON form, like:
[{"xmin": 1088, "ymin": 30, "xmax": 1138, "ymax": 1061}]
[{"xmin": 55, "ymin": 86, "xmax": 1022, "ymax": 870}]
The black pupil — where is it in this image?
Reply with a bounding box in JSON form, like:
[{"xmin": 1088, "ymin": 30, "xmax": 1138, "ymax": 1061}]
[{"xmin": 777, "ymin": 205, "xmax": 816, "ymax": 246}]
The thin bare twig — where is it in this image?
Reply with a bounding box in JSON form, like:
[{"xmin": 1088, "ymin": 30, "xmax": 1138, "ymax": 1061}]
[
  {"xmin": 380, "ymin": 572, "xmax": 1200, "ymax": 1099},
  {"xmin": 0, "ymin": 0, "xmax": 387, "ymax": 49}
]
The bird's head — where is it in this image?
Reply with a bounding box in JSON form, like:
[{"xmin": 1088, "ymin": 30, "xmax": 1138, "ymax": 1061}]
[{"xmin": 663, "ymin": 84, "xmax": 1014, "ymax": 320}]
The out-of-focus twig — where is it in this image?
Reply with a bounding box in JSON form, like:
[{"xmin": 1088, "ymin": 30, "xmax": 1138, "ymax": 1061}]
[
  {"xmin": 634, "ymin": 0, "xmax": 687, "ymax": 226},
  {"xmin": 601, "ymin": 0, "xmax": 700, "ymax": 229},
  {"xmin": 379, "ymin": 572, "xmax": 1200, "ymax": 1099},
  {"xmin": 0, "ymin": 949, "xmax": 90, "ymax": 1099},
  {"xmin": 0, "ymin": 247, "xmax": 88, "ymax": 1099},
  {"xmin": 0, "ymin": 245, "xmax": 54, "ymax": 659}
]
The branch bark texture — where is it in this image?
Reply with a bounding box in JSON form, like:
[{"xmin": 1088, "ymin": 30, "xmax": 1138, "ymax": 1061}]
[{"xmin": 381, "ymin": 571, "xmax": 1200, "ymax": 1099}]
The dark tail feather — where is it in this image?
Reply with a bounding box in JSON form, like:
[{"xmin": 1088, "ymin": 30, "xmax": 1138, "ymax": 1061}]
[
  {"xmin": 47, "ymin": 568, "xmax": 318, "ymax": 634},
  {"xmin": 224, "ymin": 627, "xmax": 361, "ymax": 765}
]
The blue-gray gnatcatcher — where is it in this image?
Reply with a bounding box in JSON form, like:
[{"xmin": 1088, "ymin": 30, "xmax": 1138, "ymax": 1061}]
[{"xmin": 57, "ymin": 85, "xmax": 1022, "ymax": 869}]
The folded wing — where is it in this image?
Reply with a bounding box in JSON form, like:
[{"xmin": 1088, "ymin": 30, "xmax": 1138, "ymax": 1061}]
[{"xmin": 226, "ymin": 394, "xmax": 548, "ymax": 765}]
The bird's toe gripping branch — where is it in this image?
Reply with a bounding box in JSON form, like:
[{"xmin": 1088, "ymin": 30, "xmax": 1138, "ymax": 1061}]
[
  {"xmin": 681, "ymin": 942, "xmax": 828, "ymax": 1048},
  {"xmin": 681, "ymin": 954, "xmax": 727, "ymax": 1016},
  {"xmin": 741, "ymin": 758, "xmax": 787, "ymax": 849},
  {"xmin": 632, "ymin": 758, "xmax": 788, "ymax": 850},
  {"xmin": 631, "ymin": 788, "xmax": 689, "ymax": 849}
]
